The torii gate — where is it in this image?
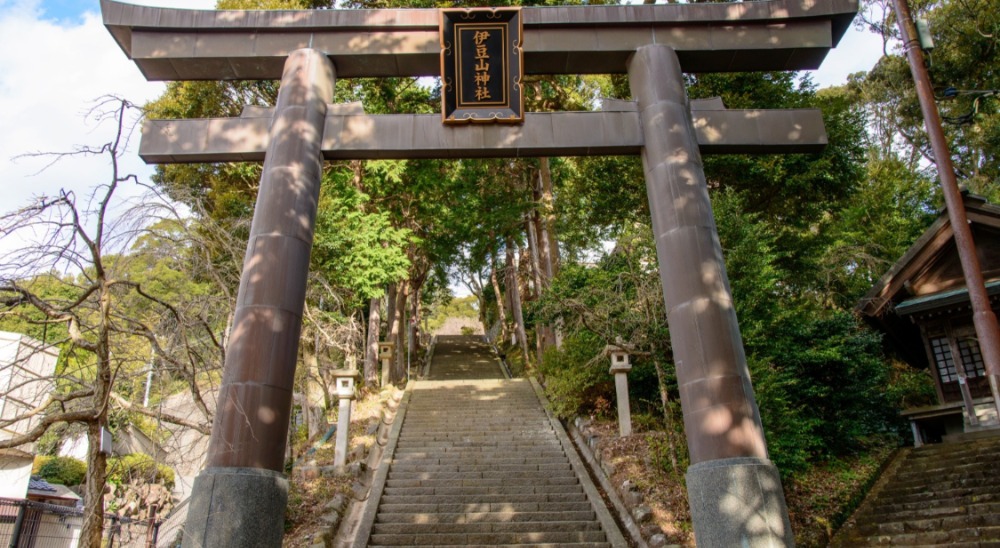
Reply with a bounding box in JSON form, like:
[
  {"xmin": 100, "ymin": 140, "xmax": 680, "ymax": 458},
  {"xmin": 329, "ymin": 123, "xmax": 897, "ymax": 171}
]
[{"xmin": 102, "ymin": 0, "xmax": 856, "ymax": 545}]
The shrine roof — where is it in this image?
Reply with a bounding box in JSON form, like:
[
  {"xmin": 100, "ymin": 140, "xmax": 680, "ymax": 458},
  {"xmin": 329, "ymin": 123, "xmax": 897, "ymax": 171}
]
[
  {"xmin": 895, "ymin": 280, "xmax": 1000, "ymax": 317},
  {"xmin": 102, "ymin": 0, "xmax": 857, "ymax": 80},
  {"xmin": 858, "ymin": 194, "xmax": 1000, "ymax": 321}
]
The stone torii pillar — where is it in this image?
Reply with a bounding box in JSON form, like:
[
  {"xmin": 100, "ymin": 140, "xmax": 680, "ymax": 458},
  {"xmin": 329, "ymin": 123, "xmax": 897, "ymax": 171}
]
[
  {"xmin": 182, "ymin": 48, "xmax": 335, "ymax": 548},
  {"xmin": 629, "ymin": 44, "xmax": 793, "ymax": 546}
]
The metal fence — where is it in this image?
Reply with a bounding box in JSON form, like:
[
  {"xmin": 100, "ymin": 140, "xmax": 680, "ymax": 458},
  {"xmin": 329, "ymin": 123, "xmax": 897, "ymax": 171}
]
[{"xmin": 0, "ymin": 497, "xmax": 159, "ymax": 548}]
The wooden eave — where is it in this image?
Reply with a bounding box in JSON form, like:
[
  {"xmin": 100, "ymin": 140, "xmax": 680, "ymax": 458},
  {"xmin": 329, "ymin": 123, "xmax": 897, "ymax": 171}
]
[{"xmin": 856, "ymin": 193, "xmax": 1000, "ymax": 320}]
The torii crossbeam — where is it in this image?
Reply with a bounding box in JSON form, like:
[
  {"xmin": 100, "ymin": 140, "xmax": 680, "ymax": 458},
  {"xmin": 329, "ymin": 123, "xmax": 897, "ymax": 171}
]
[{"xmin": 102, "ymin": 1, "xmax": 857, "ymax": 546}]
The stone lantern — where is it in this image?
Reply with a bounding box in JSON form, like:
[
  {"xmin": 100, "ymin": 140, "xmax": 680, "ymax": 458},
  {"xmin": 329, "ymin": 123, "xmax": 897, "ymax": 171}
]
[
  {"xmin": 607, "ymin": 345, "xmax": 633, "ymax": 437},
  {"xmin": 378, "ymin": 342, "xmax": 395, "ymax": 386},
  {"xmin": 332, "ymin": 370, "xmax": 359, "ymax": 468}
]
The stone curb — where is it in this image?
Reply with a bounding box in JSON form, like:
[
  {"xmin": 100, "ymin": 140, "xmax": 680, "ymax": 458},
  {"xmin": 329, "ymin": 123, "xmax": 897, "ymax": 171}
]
[
  {"xmin": 828, "ymin": 446, "xmax": 908, "ymax": 545},
  {"xmin": 572, "ymin": 417, "xmax": 681, "ymax": 548},
  {"xmin": 528, "ymin": 378, "xmax": 629, "ymax": 548},
  {"xmin": 347, "ymin": 383, "xmax": 414, "ymax": 548},
  {"xmin": 567, "ymin": 422, "xmax": 649, "ymax": 548},
  {"xmin": 483, "ymin": 334, "xmax": 513, "ymax": 379},
  {"xmin": 421, "ymin": 335, "xmax": 436, "ymax": 378}
]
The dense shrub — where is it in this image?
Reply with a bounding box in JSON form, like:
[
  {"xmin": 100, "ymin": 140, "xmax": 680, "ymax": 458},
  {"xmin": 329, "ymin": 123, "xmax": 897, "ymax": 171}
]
[
  {"xmin": 107, "ymin": 454, "xmax": 175, "ymax": 489},
  {"xmin": 33, "ymin": 455, "xmax": 87, "ymax": 486},
  {"xmin": 539, "ymin": 332, "xmax": 614, "ymax": 419}
]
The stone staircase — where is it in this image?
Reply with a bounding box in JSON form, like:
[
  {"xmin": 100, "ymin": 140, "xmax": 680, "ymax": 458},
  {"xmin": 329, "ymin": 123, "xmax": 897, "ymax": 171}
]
[
  {"xmin": 833, "ymin": 432, "xmax": 1000, "ymax": 546},
  {"xmin": 353, "ymin": 335, "xmax": 626, "ymax": 547}
]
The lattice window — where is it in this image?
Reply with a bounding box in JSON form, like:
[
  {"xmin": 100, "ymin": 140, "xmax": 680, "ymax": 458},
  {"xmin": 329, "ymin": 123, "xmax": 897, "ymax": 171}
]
[
  {"xmin": 957, "ymin": 337, "xmax": 987, "ymax": 378},
  {"xmin": 930, "ymin": 336, "xmax": 959, "ymax": 383}
]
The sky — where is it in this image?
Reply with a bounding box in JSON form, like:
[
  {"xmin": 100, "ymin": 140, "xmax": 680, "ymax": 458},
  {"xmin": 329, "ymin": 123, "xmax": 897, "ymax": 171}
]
[{"xmin": 0, "ymin": 0, "xmax": 885, "ymax": 252}]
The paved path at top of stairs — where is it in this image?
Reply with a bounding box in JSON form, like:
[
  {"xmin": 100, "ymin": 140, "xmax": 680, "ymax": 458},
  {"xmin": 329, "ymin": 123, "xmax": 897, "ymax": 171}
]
[
  {"xmin": 426, "ymin": 334, "xmax": 505, "ymax": 380},
  {"xmin": 355, "ymin": 335, "xmax": 626, "ymax": 547}
]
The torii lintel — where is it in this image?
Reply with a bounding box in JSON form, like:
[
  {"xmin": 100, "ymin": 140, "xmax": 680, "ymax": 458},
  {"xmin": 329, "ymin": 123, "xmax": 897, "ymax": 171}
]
[
  {"xmin": 101, "ymin": 0, "xmax": 857, "ymax": 80},
  {"xmin": 140, "ymin": 100, "xmax": 827, "ymax": 163}
]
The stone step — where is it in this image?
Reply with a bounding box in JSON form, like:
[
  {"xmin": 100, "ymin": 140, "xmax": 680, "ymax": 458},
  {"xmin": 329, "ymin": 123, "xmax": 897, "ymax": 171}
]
[
  {"xmin": 378, "ymin": 501, "xmax": 593, "ymax": 514},
  {"xmin": 393, "ymin": 459, "xmax": 573, "ymax": 473},
  {"xmin": 869, "ymin": 497, "xmax": 1000, "ymax": 520},
  {"xmin": 384, "ymin": 477, "xmax": 580, "ymax": 488},
  {"xmin": 404, "ymin": 413, "xmax": 545, "ymax": 418},
  {"xmin": 874, "ymin": 487, "xmax": 1000, "ymax": 507},
  {"xmin": 401, "ymin": 422, "xmax": 550, "ymax": 429},
  {"xmin": 382, "ymin": 485, "xmax": 587, "ymax": 498},
  {"xmin": 394, "ymin": 432, "xmax": 555, "ymax": 440},
  {"xmin": 877, "ymin": 476, "xmax": 1000, "ymax": 499},
  {"xmin": 404, "ymin": 409, "xmax": 545, "ymax": 413},
  {"xmin": 392, "ymin": 450, "xmax": 567, "ymax": 458},
  {"xmin": 375, "ymin": 510, "xmax": 598, "ymax": 524},
  {"xmin": 390, "ymin": 455, "xmax": 570, "ymax": 465},
  {"xmin": 386, "ymin": 470, "xmax": 578, "ymax": 481},
  {"xmin": 368, "ymin": 530, "xmax": 608, "ymax": 545},
  {"xmin": 369, "ymin": 543, "xmax": 611, "ymax": 548},
  {"xmin": 388, "ymin": 462, "xmax": 573, "ymax": 473},
  {"xmin": 400, "ymin": 428, "xmax": 553, "ymax": 435},
  {"xmin": 905, "ymin": 445, "xmax": 1000, "ymax": 464},
  {"xmin": 895, "ymin": 464, "xmax": 999, "ymax": 480},
  {"xmin": 898, "ymin": 457, "xmax": 1000, "ymax": 476},
  {"xmin": 395, "ymin": 432, "xmax": 558, "ymax": 440},
  {"xmin": 402, "ymin": 419, "xmax": 550, "ymax": 424},
  {"xmin": 850, "ymin": 525, "xmax": 1000, "ymax": 545},
  {"xmin": 396, "ymin": 438, "xmax": 562, "ymax": 450},
  {"xmin": 378, "ymin": 493, "xmax": 588, "ymax": 506},
  {"xmin": 855, "ymin": 512, "xmax": 1000, "ymax": 536},
  {"xmin": 372, "ymin": 520, "xmax": 604, "ymax": 535}
]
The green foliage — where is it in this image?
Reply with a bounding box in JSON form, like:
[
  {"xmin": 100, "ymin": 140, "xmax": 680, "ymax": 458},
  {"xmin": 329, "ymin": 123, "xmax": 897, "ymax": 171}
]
[
  {"xmin": 311, "ymin": 173, "xmax": 413, "ymax": 303},
  {"xmin": 33, "ymin": 456, "xmax": 87, "ymax": 486},
  {"xmin": 539, "ymin": 332, "xmax": 613, "ymax": 420},
  {"xmin": 714, "ymin": 190, "xmax": 907, "ymax": 473},
  {"xmin": 106, "ymin": 454, "xmax": 175, "ymax": 489},
  {"xmin": 884, "ymin": 359, "xmax": 938, "ymax": 410},
  {"xmin": 818, "ymin": 149, "xmax": 938, "ymax": 306},
  {"xmin": 751, "ymin": 313, "xmax": 899, "ymax": 474},
  {"xmin": 859, "ymin": 0, "xmax": 1000, "ymax": 195}
]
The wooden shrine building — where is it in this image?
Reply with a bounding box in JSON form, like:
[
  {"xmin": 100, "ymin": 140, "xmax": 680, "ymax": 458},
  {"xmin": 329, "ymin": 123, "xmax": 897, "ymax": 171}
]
[{"xmin": 859, "ymin": 193, "xmax": 1000, "ymax": 445}]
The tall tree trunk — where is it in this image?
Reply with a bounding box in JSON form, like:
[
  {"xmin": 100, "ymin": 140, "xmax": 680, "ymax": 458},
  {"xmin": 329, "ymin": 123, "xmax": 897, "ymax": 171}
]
[
  {"xmin": 525, "ymin": 216, "xmax": 552, "ymax": 363},
  {"xmin": 364, "ymin": 296, "xmax": 381, "ymax": 390},
  {"xmin": 537, "ymin": 157, "xmax": 560, "ymax": 278},
  {"xmin": 489, "ymin": 251, "xmax": 509, "ymax": 343},
  {"xmin": 386, "ymin": 284, "xmax": 397, "ymax": 341},
  {"xmin": 537, "ymin": 158, "xmax": 562, "ymax": 349},
  {"xmin": 383, "ymin": 284, "xmax": 397, "ymax": 387},
  {"xmin": 650, "ymin": 350, "xmax": 680, "ymax": 473},
  {"xmin": 82, "ymin": 420, "xmax": 108, "ymax": 548},
  {"xmin": 302, "ymin": 339, "xmax": 326, "ymax": 441},
  {"xmin": 82, "ymin": 287, "xmax": 113, "ymax": 547},
  {"xmin": 391, "ymin": 281, "xmax": 409, "ymax": 384},
  {"xmin": 525, "ymin": 216, "xmax": 543, "ymax": 300},
  {"xmin": 506, "ymin": 238, "xmax": 531, "ymax": 369},
  {"xmin": 409, "ymin": 282, "xmax": 422, "ymax": 364}
]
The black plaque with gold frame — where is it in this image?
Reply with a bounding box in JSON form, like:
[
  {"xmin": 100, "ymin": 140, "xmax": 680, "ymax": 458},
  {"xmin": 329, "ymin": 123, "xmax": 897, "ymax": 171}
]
[{"xmin": 440, "ymin": 8, "xmax": 523, "ymax": 124}]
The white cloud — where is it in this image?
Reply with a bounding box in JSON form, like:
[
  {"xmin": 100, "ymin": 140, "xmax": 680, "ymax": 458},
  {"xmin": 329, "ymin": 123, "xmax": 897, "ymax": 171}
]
[
  {"xmin": 0, "ymin": 0, "xmax": 213, "ymax": 214},
  {"xmin": 812, "ymin": 25, "xmax": 886, "ymax": 88},
  {"xmin": 0, "ymin": 0, "xmax": 214, "ymax": 260}
]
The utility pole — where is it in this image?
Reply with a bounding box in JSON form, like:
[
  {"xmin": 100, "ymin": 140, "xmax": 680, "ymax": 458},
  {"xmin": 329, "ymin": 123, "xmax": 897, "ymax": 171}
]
[{"xmin": 893, "ymin": 0, "xmax": 1000, "ymax": 419}]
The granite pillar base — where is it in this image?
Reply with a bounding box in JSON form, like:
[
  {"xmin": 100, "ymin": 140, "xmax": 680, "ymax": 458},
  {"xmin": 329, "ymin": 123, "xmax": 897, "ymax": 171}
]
[
  {"xmin": 181, "ymin": 467, "xmax": 289, "ymax": 548},
  {"xmin": 685, "ymin": 457, "xmax": 793, "ymax": 547}
]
